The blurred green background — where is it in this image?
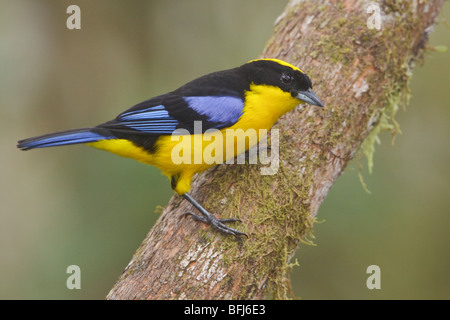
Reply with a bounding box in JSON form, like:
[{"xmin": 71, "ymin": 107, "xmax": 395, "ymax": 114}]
[{"xmin": 1, "ymin": 0, "xmax": 448, "ymax": 300}]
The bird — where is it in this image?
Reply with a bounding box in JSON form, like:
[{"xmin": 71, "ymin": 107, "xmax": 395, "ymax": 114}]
[{"xmin": 17, "ymin": 58, "xmax": 324, "ymax": 238}]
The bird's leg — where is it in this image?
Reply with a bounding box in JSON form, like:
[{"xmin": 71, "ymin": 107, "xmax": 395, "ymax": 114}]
[{"xmin": 182, "ymin": 193, "xmax": 248, "ymax": 239}]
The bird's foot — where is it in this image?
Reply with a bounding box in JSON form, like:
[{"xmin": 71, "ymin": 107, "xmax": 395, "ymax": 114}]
[
  {"xmin": 181, "ymin": 193, "xmax": 248, "ymax": 239},
  {"xmin": 183, "ymin": 211, "xmax": 248, "ymax": 239}
]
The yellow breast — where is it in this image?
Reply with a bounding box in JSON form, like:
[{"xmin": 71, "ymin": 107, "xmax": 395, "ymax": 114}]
[{"xmin": 87, "ymin": 84, "xmax": 299, "ymax": 192}]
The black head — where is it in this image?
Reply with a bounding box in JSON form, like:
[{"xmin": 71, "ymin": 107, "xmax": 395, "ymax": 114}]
[{"xmin": 240, "ymin": 59, "xmax": 324, "ymax": 107}]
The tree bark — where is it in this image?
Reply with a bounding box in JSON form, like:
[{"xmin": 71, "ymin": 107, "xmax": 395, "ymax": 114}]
[{"xmin": 106, "ymin": 0, "xmax": 444, "ymax": 300}]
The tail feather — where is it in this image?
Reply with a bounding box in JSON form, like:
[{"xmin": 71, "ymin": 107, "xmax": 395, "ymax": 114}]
[{"xmin": 17, "ymin": 128, "xmax": 113, "ymax": 151}]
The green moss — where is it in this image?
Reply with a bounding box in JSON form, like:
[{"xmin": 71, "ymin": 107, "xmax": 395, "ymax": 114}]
[
  {"xmin": 295, "ymin": 0, "xmax": 415, "ymax": 191},
  {"xmin": 193, "ymin": 133, "xmax": 317, "ymax": 299},
  {"xmin": 356, "ymin": 0, "xmax": 416, "ymax": 188},
  {"xmin": 309, "ymin": 50, "xmax": 319, "ymax": 58},
  {"xmin": 432, "ymin": 45, "xmax": 448, "ymax": 53}
]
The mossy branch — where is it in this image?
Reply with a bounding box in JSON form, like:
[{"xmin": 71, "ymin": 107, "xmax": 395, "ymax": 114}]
[{"xmin": 106, "ymin": 0, "xmax": 445, "ymax": 300}]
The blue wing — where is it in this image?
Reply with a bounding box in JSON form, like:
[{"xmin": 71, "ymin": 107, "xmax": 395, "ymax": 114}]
[
  {"xmin": 99, "ymin": 93, "xmax": 244, "ymax": 135},
  {"xmin": 116, "ymin": 104, "xmax": 179, "ymax": 134},
  {"xmin": 183, "ymin": 95, "xmax": 243, "ymax": 127}
]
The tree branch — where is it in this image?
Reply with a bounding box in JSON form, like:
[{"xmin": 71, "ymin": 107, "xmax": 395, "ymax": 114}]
[{"xmin": 106, "ymin": 0, "xmax": 444, "ymax": 300}]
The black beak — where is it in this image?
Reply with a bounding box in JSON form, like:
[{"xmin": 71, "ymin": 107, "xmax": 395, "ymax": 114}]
[{"xmin": 296, "ymin": 88, "xmax": 324, "ymax": 107}]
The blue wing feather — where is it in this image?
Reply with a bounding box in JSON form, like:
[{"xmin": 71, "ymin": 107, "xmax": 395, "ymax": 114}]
[
  {"xmin": 118, "ymin": 120, "xmax": 178, "ymax": 133},
  {"xmin": 118, "ymin": 105, "xmax": 171, "ymax": 121},
  {"xmin": 183, "ymin": 96, "xmax": 243, "ymax": 126},
  {"xmin": 106, "ymin": 94, "xmax": 244, "ymax": 135}
]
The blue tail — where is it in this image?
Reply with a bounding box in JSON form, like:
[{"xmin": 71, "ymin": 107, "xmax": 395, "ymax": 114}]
[{"xmin": 17, "ymin": 128, "xmax": 113, "ymax": 151}]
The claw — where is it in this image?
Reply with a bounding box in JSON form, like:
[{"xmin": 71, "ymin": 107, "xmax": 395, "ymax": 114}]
[{"xmin": 182, "ymin": 194, "xmax": 248, "ymax": 239}]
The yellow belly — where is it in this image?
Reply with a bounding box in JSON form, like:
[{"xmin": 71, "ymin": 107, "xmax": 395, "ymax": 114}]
[{"xmin": 87, "ymin": 127, "xmax": 266, "ymax": 194}]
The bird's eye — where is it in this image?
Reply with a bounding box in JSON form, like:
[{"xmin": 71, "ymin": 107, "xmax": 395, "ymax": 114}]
[{"xmin": 281, "ymin": 73, "xmax": 293, "ymax": 85}]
